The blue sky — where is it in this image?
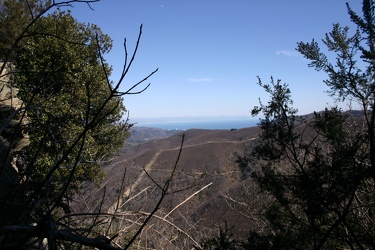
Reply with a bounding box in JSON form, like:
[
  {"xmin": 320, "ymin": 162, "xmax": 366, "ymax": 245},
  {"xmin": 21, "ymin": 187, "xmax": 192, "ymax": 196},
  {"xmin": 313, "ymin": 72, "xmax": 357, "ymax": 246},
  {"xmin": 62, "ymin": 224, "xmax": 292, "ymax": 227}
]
[{"xmin": 64, "ymin": 0, "xmax": 362, "ymax": 120}]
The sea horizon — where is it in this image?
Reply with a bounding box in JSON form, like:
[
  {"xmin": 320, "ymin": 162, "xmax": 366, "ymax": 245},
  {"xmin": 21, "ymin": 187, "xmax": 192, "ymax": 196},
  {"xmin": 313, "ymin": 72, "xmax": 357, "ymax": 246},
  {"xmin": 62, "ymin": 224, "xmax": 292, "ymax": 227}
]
[{"xmin": 132, "ymin": 117, "xmax": 259, "ymax": 130}]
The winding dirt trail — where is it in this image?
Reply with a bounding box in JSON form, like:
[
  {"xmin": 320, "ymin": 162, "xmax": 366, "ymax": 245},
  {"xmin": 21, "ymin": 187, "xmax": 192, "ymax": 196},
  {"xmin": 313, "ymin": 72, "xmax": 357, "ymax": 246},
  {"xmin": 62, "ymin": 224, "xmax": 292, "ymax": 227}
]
[
  {"xmin": 123, "ymin": 150, "xmax": 161, "ymax": 197},
  {"xmin": 107, "ymin": 137, "xmax": 257, "ymax": 212}
]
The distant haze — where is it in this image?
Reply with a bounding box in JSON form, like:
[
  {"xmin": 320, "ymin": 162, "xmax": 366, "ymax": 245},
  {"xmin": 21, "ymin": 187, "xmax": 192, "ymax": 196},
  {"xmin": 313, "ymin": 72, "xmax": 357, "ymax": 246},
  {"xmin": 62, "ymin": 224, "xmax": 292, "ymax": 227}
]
[{"xmin": 131, "ymin": 116, "xmax": 258, "ymax": 130}]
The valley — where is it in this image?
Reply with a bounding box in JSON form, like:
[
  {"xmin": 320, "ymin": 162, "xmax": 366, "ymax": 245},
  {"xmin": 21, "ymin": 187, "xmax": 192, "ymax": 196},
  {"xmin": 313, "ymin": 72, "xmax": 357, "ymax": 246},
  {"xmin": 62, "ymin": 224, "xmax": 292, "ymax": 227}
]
[{"xmin": 76, "ymin": 126, "xmax": 261, "ymax": 247}]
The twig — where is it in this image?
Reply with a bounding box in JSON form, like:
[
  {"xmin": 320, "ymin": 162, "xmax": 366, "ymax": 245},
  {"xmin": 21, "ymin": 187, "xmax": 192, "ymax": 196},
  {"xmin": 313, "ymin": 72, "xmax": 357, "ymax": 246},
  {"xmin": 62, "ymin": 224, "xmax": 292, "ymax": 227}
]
[
  {"xmin": 164, "ymin": 182, "xmax": 213, "ymax": 219},
  {"xmin": 136, "ymin": 211, "xmax": 202, "ymax": 249},
  {"xmin": 124, "ymin": 133, "xmax": 185, "ymax": 248}
]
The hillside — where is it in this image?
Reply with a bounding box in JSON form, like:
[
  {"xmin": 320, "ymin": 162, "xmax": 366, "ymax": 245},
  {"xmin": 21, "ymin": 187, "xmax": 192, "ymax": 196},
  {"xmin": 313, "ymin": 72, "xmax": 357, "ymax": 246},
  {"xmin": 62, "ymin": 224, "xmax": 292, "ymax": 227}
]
[
  {"xmin": 126, "ymin": 126, "xmax": 182, "ymax": 145},
  {"xmin": 76, "ymin": 126, "xmax": 261, "ymax": 246}
]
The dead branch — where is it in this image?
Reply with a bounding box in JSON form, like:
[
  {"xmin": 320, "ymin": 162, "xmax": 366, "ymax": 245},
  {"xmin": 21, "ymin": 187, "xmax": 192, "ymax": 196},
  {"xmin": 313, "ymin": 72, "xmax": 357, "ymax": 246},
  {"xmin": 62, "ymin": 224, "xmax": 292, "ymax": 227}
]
[{"xmin": 124, "ymin": 133, "xmax": 185, "ymax": 248}]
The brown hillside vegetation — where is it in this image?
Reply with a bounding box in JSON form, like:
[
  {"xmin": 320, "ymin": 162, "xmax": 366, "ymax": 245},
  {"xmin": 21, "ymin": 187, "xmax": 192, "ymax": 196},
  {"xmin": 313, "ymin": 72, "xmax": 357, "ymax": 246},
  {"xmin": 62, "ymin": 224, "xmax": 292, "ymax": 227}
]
[
  {"xmin": 61, "ymin": 101, "xmax": 366, "ymax": 248},
  {"xmin": 74, "ymin": 112, "xmax": 363, "ymax": 247},
  {"xmin": 75, "ymin": 126, "xmax": 261, "ymax": 246}
]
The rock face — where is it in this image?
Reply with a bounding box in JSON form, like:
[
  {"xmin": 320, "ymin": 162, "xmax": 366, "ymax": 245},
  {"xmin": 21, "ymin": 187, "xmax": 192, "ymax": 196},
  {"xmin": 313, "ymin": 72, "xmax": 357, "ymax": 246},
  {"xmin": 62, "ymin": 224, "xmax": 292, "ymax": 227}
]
[
  {"xmin": 0, "ymin": 63, "xmax": 29, "ymax": 152},
  {"xmin": 0, "ymin": 62, "xmax": 29, "ymax": 220}
]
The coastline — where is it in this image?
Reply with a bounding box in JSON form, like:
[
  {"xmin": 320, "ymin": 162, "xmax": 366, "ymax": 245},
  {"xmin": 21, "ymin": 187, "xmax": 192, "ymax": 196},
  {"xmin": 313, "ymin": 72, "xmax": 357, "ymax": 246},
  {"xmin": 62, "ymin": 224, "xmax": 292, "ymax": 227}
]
[{"xmin": 133, "ymin": 118, "xmax": 258, "ymax": 130}]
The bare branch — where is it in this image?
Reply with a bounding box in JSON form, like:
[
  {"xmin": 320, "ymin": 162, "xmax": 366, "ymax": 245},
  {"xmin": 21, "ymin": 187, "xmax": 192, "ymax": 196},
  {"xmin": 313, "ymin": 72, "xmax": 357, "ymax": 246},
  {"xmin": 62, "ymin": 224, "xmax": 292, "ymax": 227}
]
[
  {"xmin": 164, "ymin": 182, "xmax": 213, "ymax": 219},
  {"xmin": 124, "ymin": 133, "xmax": 185, "ymax": 248}
]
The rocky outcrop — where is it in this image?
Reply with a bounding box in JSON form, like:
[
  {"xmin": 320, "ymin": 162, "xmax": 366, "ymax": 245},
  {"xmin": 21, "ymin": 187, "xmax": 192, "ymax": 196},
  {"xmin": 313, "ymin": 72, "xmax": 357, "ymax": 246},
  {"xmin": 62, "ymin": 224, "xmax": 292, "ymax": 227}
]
[
  {"xmin": 0, "ymin": 62, "xmax": 29, "ymax": 219},
  {"xmin": 0, "ymin": 63, "xmax": 29, "ymax": 152}
]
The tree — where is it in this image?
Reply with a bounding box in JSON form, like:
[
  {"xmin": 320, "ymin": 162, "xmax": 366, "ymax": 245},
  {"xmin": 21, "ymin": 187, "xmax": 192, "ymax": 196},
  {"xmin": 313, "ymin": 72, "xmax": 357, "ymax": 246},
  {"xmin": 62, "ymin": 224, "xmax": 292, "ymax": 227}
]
[
  {"xmin": 0, "ymin": 1, "xmax": 168, "ymax": 248},
  {"xmin": 0, "ymin": 1, "xmax": 205, "ymax": 249},
  {"xmin": 238, "ymin": 0, "xmax": 375, "ymax": 249},
  {"xmin": 198, "ymin": 221, "xmax": 243, "ymax": 250},
  {"xmin": 2, "ymin": 5, "xmax": 128, "ymax": 224},
  {"xmin": 0, "ymin": 0, "xmax": 51, "ymax": 61},
  {"xmin": 14, "ymin": 9, "xmax": 127, "ymax": 203}
]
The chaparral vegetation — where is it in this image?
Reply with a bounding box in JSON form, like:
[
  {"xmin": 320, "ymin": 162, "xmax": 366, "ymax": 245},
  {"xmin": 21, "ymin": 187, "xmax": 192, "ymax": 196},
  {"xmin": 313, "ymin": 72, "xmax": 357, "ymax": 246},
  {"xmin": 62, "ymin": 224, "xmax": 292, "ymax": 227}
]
[{"xmin": 1, "ymin": 0, "xmax": 375, "ymax": 249}]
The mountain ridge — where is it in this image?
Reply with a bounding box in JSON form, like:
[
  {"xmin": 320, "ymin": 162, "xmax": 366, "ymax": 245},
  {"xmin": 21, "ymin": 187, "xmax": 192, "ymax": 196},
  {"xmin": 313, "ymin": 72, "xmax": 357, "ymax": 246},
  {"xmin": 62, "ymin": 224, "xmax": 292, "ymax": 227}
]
[{"xmin": 75, "ymin": 126, "xmax": 261, "ymax": 245}]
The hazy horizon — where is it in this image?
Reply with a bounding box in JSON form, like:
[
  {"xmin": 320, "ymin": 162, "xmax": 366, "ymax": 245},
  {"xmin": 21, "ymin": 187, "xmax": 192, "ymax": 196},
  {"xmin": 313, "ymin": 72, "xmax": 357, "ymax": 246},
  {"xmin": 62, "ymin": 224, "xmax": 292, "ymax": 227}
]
[
  {"xmin": 131, "ymin": 116, "xmax": 258, "ymax": 130},
  {"xmin": 130, "ymin": 115, "xmax": 256, "ymax": 124}
]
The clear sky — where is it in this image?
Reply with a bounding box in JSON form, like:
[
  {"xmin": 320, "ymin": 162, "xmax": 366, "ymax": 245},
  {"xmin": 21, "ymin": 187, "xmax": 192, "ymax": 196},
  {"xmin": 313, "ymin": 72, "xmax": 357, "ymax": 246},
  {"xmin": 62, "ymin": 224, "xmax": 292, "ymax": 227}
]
[{"xmin": 64, "ymin": 0, "xmax": 362, "ymax": 120}]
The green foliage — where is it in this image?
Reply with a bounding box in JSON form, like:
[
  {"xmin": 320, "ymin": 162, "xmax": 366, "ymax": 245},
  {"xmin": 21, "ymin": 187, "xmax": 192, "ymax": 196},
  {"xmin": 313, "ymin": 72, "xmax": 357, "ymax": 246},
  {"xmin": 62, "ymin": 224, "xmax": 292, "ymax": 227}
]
[
  {"xmin": 12, "ymin": 10, "xmax": 129, "ymax": 215},
  {"xmin": 242, "ymin": 0, "xmax": 375, "ymax": 249},
  {"xmin": 0, "ymin": 0, "xmax": 130, "ymax": 230},
  {"xmin": 199, "ymin": 222, "xmax": 242, "ymax": 250},
  {"xmin": 0, "ymin": 0, "xmax": 51, "ymax": 61},
  {"xmin": 0, "ymin": 1, "xmax": 161, "ymax": 249}
]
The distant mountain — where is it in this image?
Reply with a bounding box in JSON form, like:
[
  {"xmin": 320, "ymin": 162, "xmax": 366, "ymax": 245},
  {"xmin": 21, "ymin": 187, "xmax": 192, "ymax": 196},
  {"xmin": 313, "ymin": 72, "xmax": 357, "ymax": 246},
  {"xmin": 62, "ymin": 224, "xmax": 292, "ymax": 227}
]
[{"xmin": 126, "ymin": 126, "xmax": 182, "ymax": 145}]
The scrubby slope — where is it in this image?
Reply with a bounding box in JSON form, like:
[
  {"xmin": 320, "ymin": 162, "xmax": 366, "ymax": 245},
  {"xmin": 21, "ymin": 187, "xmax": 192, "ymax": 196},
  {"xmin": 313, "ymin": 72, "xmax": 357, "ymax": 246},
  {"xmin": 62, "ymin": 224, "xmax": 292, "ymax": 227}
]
[{"xmin": 77, "ymin": 126, "xmax": 261, "ymax": 244}]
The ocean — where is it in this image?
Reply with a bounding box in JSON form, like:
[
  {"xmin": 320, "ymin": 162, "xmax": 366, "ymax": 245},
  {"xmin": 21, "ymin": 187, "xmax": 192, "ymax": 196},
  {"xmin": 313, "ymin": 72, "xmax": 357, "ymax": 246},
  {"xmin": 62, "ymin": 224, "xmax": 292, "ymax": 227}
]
[{"xmin": 134, "ymin": 119, "xmax": 259, "ymax": 130}]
